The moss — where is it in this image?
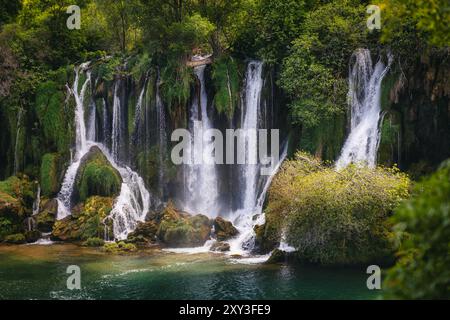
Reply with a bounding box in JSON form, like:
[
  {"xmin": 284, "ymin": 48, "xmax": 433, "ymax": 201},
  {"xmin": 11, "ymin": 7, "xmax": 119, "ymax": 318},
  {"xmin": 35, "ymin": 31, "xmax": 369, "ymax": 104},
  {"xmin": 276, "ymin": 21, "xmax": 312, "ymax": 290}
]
[
  {"xmin": 40, "ymin": 153, "xmax": 60, "ymax": 197},
  {"xmin": 34, "ymin": 198, "xmax": 58, "ymax": 233},
  {"xmin": 103, "ymin": 241, "xmax": 137, "ymax": 254},
  {"xmin": 160, "ymin": 60, "xmax": 193, "ymax": 114},
  {"xmin": 4, "ymin": 233, "xmax": 26, "ymax": 244},
  {"xmin": 52, "ymin": 196, "xmax": 114, "ymax": 241},
  {"xmin": 75, "ymin": 147, "xmax": 122, "ymax": 202},
  {"xmin": 212, "ymin": 56, "xmax": 240, "ymax": 118},
  {"xmin": 35, "ymin": 81, "xmax": 70, "ymax": 154}
]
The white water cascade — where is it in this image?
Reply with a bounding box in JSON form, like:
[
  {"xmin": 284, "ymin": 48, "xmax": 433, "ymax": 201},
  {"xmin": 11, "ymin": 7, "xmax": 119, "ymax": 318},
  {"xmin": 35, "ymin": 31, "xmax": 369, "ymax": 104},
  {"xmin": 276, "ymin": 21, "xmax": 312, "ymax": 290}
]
[
  {"xmin": 182, "ymin": 64, "xmax": 219, "ymax": 216},
  {"xmin": 57, "ymin": 63, "xmax": 91, "ymax": 219},
  {"xmin": 336, "ymin": 49, "xmax": 393, "ymax": 169},
  {"xmin": 56, "ymin": 64, "xmax": 153, "ymax": 240},
  {"xmin": 156, "ymin": 75, "xmax": 167, "ymax": 197},
  {"xmin": 227, "ymin": 61, "xmax": 287, "ymax": 256},
  {"xmin": 32, "ymin": 184, "xmax": 41, "ymax": 216}
]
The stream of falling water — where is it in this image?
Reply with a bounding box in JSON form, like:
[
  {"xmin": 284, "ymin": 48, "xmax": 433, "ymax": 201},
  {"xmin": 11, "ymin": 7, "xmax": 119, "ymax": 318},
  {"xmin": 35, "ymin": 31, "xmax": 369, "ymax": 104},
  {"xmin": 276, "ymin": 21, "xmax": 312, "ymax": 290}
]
[{"xmin": 336, "ymin": 49, "xmax": 393, "ymax": 169}]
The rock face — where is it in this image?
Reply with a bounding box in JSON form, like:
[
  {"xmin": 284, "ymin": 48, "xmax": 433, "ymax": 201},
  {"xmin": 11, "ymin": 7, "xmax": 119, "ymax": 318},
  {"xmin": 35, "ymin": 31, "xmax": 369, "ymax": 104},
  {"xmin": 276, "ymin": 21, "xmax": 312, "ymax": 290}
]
[
  {"xmin": 213, "ymin": 217, "xmax": 238, "ymax": 241},
  {"xmin": 155, "ymin": 202, "xmax": 212, "ymax": 247},
  {"xmin": 73, "ymin": 146, "xmax": 122, "ymax": 203},
  {"xmin": 34, "ymin": 198, "xmax": 58, "ymax": 233},
  {"xmin": 52, "ymin": 196, "xmax": 114, "ymax": 241}
]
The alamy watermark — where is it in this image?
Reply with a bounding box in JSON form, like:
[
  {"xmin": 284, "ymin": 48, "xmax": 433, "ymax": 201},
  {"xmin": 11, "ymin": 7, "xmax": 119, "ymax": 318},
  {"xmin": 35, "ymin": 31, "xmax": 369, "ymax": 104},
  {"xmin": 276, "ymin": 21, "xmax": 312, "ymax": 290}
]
[
  {"xmin": 66, "ymin": 265, "xmax": 81, "ymax": 290},
  {"xmin": 366, "ymin": 265, "xmax": 381, "ymax": 290},
  {"xmin": 171, "ymin": 121, "xmax": 280, "ymax": 176},
  {"xmin": 367, "ymin": 5, "xmax": 381, "ymax": 31},
  {"xmin": 66, "ymin": 5, "xmax": 81, "ymax": 30}
]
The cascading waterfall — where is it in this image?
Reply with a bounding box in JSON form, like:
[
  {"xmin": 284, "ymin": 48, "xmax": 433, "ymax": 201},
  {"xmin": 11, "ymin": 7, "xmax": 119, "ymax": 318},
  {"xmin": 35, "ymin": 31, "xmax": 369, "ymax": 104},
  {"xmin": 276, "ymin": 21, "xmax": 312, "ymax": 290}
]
[
  {"xmin": 32, "ymin": 184, "xmax": 41, "ymax": 216},
  {"xmin": 111, "ymin": 81, "xmax": 122, "ymax": 163},
  {"xmin": 56, "ymin": 64, "xmax": 153, "ymax": 241},
  {"xmin": 182, "ymin": 65, "xmax": 219, "ymax": 216},
  {"xmin": 156, "ymin": 75, "xmax": 167, "ymax": 198},
  {"xmin": 336, "ymin": 49, "xmax": 393, "ymax": 169},
  {"xmin": 240, "ymin": 61, "xmax": 264, "ymax": 212},
  {"xmin": 13, "ymin": 107, "xmax": 23, "ymax": 176},
  {"xmin": 227, "ymin": 61, "xmax": 287, "ymax": 256},
  {"xmin": 57, "ymin": 63, "xmax": 91, "ymax": 219}
]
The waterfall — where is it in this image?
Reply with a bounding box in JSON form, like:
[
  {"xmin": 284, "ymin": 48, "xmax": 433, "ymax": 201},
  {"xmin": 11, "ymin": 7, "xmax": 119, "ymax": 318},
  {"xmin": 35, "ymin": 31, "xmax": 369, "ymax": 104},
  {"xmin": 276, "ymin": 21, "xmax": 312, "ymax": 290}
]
[
  {"xmin": 336, "ymin": 49, "xmax": 393, "ymax": 169},
  {"xmin": 111, "ymin": 81, "xmax": 122, "ymax": 163},
  {"xmin": 226, "ymin": 61, "xmax": 287, "ymax": 256},
  {"xmin": 13, "ymin": 107, "xmax": 23, "ymax": 175},
  {"xmin": 156, "ymin": 74, "xmax": 167, "ymax": 198},
  {"xmin": 240, "ymin": 61, "xmax": 264, "ymax": 211},
  {"xmin": 182, "ymin": 65, "xmax": 219, "ymax": 216},
  {"xmin": 57, "ymin": 64, "xmax": 154, "ymax": 240},
  {"xmin": 102, "ymin": 98, "xmax": 110, "ymax": 147},
  {"xmin": 32, "ymin": 184, "xmax": 41, "ymax": 216},
  {"xmin": 57, "ymin": 63, "xmax": 91, "ymax": 219}
]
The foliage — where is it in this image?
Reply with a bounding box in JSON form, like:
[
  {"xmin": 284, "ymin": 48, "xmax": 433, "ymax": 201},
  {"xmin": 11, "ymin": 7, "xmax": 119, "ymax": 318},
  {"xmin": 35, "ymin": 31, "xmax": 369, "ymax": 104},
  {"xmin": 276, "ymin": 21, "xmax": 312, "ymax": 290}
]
[
  {"xmin": 263, "ymin": 152, "xmax": 410, "ymax": 265},
  {"xmin": 211, "ymin": 56, "xmax": 240, "ymax": 117},
  {"xmin": 383, "ymin": 160, "xmax": 450, "ymax": 299},
  {"xmin": 82, "ymin": 237, "xmax": 105, "ymax": 247},
  {"xmin": 381, "ymin": 0, "xmax": 450, "ymax": 48}
]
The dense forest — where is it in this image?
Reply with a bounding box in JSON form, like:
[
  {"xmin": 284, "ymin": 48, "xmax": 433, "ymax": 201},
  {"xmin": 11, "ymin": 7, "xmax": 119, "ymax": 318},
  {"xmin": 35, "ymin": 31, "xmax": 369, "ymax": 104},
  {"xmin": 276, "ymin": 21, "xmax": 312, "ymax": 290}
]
[{"xmin": 0, "ymin": 0, "xmax": 448, "ymax": 300}]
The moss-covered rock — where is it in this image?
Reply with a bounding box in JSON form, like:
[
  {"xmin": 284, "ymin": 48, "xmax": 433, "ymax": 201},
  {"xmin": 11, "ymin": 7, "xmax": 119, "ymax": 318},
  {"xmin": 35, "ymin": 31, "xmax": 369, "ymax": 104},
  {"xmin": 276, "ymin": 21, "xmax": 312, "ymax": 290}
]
[
  {"xmin": 103, "ymin": 241, "xmax": 137, "ymax": 254},
  {"xmin": 24, "ymin": 230, "xmax": 41, "ymax": 243},
  {"xmin": 4, "ymin": 233, "xmax": 26, "ymax": 244},
  {"xmin": 156, "ymin": 202, "xmax": 212, "ymax": 247},
  {"xmin": 126, "ymin": 221, "xmax": 158, "ymax": 245},
  {"xmin": 40, "ymin": 153, "xmax": 61, "ymax": 197},
  {"xmin": 34, "ymin": 198, "xmax": 58, "ymax": 233},
  {"xmin": 213, "ymin": 216, "xmax": 238, "ymax": 241},
  {"xmin": 73, "ymin": 146, "xmax": 122, "ymax": 203},
  {"xmin": 52, "ymin": 196, "xmax": 114, "ymax": 241}
]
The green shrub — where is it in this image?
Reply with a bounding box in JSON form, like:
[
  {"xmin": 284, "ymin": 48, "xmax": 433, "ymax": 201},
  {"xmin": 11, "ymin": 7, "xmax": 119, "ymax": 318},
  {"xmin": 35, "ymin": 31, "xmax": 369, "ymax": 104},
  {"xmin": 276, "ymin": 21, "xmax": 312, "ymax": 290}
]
[
  {"xmin": 212, "ymin": 56, "xmax": 240, "ymax": 118},
  {"xmin": 262, "ymin": 152, "xmax": 410, "ymax": 265},
  {"xmin": 383, "ymin": 160, "xmax": 450, "ymax": 299},
  {"xmin": 78, "ymin": 162, "xmax": 121, "ymax": 202},
  {"xmin": 83, "ymin": 237, "xmax": 105, "ymax": 247}
]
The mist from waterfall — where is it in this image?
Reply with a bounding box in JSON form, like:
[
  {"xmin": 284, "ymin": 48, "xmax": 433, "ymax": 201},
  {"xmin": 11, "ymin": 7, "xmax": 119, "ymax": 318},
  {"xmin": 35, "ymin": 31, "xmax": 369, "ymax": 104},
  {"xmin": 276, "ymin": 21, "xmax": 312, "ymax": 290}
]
[{"xmin": 336, "ymin": 49, "xmax": 393, "ymax": 169}]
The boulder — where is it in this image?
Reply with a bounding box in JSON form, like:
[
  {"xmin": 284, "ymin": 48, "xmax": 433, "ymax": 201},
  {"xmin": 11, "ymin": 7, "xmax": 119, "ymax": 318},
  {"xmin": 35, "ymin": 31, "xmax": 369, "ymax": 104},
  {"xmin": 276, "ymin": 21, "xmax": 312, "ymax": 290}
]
[
  {"xmin": 127, "ymin": 220, "xmax": 158, "ymax": 244},
  {"xmin": 24, "ymin": 230, "xmax": 41, "ymax": 243},
  {"xmin": 52, "ymin": 196, "xmax": 114, "ymax": 241},
  {"xmin": 213, "ymin": 216, "xmax": 238, "ymax": 241},
  {"xmin": 73, "ymin": 146, "xmax": 122, "ymax": 203},
  {"xmin": 34, "ymin": 198, "xmax": 58, "ymax": 233},
  {"xmin": 156, "ymin": 202, "xmax": 212, "ymax": 247}
]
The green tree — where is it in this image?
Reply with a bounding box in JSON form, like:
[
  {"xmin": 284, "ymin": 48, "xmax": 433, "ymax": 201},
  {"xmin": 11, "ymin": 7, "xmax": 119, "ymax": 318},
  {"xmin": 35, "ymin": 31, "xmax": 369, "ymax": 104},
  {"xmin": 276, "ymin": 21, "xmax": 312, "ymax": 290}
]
[{"xmin": 384, "ymin": 160, "xmax": 450, "ymax": 299}]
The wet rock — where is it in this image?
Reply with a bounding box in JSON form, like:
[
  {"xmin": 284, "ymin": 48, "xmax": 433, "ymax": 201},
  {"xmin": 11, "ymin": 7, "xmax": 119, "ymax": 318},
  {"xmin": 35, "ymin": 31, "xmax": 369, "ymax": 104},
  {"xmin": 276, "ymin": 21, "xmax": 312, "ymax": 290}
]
[
  {"xmin": 24, "ymin": 230, "xmax": 41, "ymax": 243},
  {"xmin": 3, "ymin": 233, "xmax": 26, "ymax": 244},
  {"xmin": 210, "ymin": 241, "xmax": 230, "ymax": 252},
  {"xmin": 213, "ymin": 217, "xmax": 238, "ymax": 241},
  {"xmin": 34, "ymin": 198, "xmax": 58, "ymax": 233}
]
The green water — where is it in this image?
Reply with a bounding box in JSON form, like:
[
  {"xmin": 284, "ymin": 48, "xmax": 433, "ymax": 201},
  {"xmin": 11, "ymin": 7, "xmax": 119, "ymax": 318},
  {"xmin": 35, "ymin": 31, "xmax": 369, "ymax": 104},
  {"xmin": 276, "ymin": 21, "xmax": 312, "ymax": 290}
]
[{"xmin": 0, "ymin": 244, "xmax": 380, "ymax": 300}]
